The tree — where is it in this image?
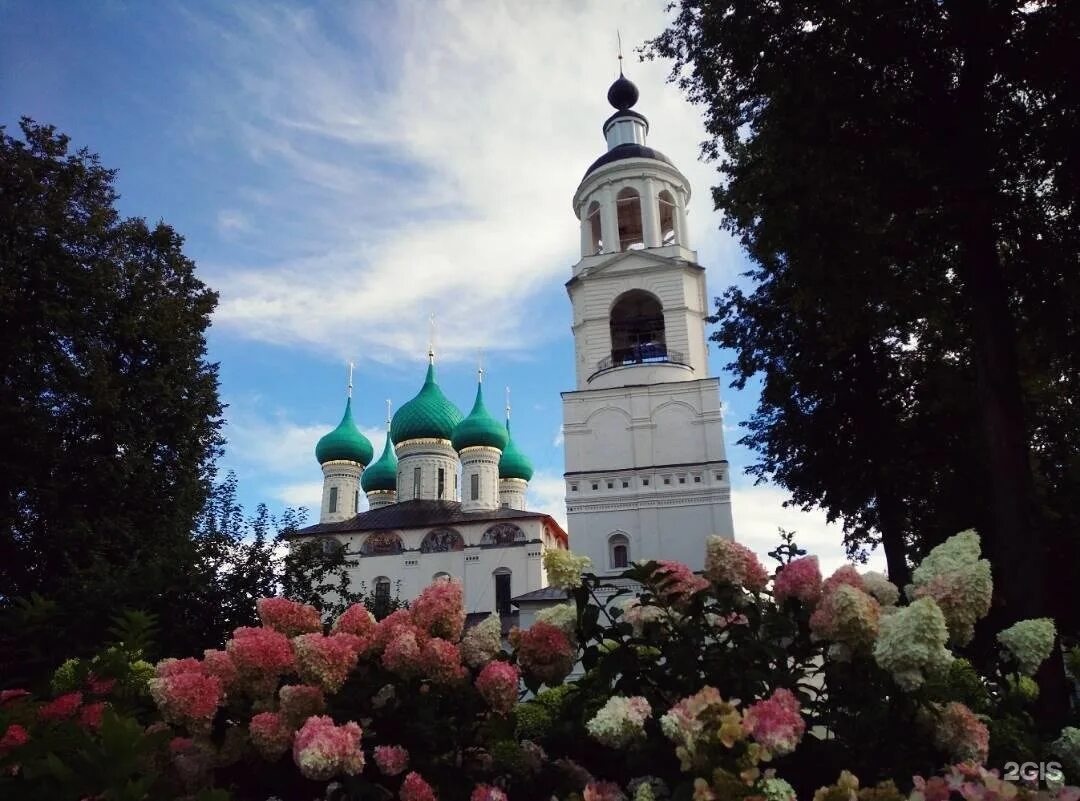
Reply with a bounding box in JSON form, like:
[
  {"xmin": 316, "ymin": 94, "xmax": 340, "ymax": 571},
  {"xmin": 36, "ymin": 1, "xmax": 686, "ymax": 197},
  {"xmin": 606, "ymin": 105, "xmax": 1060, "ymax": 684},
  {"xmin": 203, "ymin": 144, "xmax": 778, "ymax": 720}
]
[
  {"xmin": 0, "ymin": 119, "xmax": 224, "ymax": 667},
  {"xmin": 645, "ymin": 0, "xmax": 1080, "ymax": 632}
]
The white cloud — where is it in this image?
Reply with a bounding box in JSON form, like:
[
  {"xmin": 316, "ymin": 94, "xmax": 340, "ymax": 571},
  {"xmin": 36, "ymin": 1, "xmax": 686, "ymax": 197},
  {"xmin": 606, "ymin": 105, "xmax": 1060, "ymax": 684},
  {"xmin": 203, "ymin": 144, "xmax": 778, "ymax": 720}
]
[
  {"xmin": 187, "ymin": 1, "xmax": 743, "ymax": 362},
  {"xmin": 552, "ymin": 425, "xmax": 564, "ymax": 447},
  {"xmin": 730, "ymin": 483, "xmax": 885, "ymax": 575},
  {"xmin": 527, "ymin": 470, "xmax": 568, "ymax": 532},
  {"xmin": 274, "ymin": 480, "xmax": 324, "ymax": 508},
  {"xmin": 216, "ymin": 209, "xmax": 252, "ymax": 235}
]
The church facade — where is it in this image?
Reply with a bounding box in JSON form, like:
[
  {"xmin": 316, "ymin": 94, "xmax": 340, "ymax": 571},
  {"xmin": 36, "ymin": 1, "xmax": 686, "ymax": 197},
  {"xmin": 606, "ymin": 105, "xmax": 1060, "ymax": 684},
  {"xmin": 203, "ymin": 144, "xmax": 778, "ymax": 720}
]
[{"xmin": 559, "ymin": 70, "xmax": 736, "ymax": 576}]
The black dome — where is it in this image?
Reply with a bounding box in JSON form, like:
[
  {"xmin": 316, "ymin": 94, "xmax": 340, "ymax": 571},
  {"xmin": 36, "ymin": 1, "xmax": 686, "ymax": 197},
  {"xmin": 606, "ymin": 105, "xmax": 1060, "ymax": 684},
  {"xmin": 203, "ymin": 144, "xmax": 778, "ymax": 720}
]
[
  {"xmin": 607, "ymin": 74, "xmax": 639, "ymax": 110},
  {"xmin": 583, "ymin": 143, "xmax": 673, "ymax": 180}
]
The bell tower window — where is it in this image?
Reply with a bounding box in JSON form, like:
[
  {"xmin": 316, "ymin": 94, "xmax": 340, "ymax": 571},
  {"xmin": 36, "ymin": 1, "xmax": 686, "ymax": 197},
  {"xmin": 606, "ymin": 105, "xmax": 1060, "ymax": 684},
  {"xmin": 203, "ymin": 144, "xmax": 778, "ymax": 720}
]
[
  {"xmin": 616, "ymin": 187, "xmax": 644, "ymax": 251},
  {"xmin": 610, "ymin": 290, "xmax": 667, "ymax": 366},
  {"xmin": 586, "ymin": 201, "xmax": 603, "ymax": 254},
  {"xmin": 658, "ymin": 190, "xmax": 676, "ymax": 245},
  {"xmin": 328, "ymin": 486, "xmax": 338, "ymax": 514}
]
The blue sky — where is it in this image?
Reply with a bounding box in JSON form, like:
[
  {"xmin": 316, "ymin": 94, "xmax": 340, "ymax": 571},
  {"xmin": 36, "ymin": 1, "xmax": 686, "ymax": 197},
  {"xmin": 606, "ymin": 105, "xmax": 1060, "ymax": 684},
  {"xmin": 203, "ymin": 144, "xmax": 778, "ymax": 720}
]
[{"xmin": 1, "ymin": 0, "xmax": 878, "ymax": 572}]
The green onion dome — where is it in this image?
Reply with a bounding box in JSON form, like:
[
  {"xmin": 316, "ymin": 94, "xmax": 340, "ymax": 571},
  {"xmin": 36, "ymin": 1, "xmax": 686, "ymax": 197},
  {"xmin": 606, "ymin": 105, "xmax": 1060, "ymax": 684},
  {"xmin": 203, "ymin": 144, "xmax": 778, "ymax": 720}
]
[
  {"xmin": 315, "ymin": 398, "xmax": 374, "ymax": 465},
  {"xmin": 390, "ymin": 362, "xmax": 464, "ymax": 444},
  {"xmin": 498, "ymin": 420, "xmax": 534, "ymax": 481},
  {"xmin": 452, "ymin": 382, "xmax": 509, "ymax": 451},
  {"xmin": 361, "ymin": 431, "xmax": 398, "ymax": 492}
]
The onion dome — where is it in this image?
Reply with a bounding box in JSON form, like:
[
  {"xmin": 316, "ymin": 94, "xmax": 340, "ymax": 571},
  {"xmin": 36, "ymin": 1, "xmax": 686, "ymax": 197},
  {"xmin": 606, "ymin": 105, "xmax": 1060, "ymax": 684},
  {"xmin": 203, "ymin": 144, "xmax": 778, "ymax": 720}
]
[
  {"xmin": 390, "ymin": 360, "xmax": 464, "ymax": 444},
  {"xmin": 607, "ymin": 74, "xmax": 639, "ymax": 110},
  {"xmin": 499, "ymin": 420, "xmax": 534, "ymax": 481},
  {"xmin": 361, "ymin": 431, "xmax": 398, "ymax": 492},
  {"xmin": 452, "ymin": 381, "xmax": 509, "ymax": 451},
  {"xmin": 315, "ymin": 398, "xmax": 374, "ymax": 465}
]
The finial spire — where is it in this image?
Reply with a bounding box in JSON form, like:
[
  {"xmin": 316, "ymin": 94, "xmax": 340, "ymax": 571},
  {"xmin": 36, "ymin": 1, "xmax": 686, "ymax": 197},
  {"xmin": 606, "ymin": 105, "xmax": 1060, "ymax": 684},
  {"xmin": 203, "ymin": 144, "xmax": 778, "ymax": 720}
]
[
  {"xmin": 617, "ymin": 30, "xmax": 624, "ymax": 76},
  {"xmin": 505, "ymin": 385, "xmax": 511, "ymax": 421},
  {"xmin": 385, "ymin": 398, "xmax": 392, "ymax": 428},
  {"xmin": 347, "ymin": 361, "xmax": 354, "ymax": 398},
  {"xmin": 427, "ymin": 312, "xmax": 436, "ymax": 363},
  {"xmin": 477, "ymin": 350, "xmax": 485, "ymax": 384}
]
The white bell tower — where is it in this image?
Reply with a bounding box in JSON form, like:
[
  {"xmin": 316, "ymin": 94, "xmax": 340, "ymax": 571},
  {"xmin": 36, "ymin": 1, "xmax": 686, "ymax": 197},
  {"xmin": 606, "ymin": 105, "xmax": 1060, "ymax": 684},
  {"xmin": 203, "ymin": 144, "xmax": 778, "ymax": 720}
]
[{"xmin": 561, "ymin": 69, "xmax": 735, "ymax": 573}]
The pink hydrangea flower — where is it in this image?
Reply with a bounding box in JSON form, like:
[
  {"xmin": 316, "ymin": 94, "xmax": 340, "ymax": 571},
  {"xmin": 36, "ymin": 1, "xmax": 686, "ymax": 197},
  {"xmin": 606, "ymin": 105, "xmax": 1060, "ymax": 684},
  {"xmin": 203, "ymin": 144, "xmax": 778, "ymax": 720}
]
[
  {"xmin": 471, "ymin": 785, "xmax": 509, "ymax": 801},
  {"xmin": 773, "ymin": 556, "xmax": 823, "ymax": 605},
  {"xmin": 148, "ymin": 673, "xmax": 222, "ymax": 733},
  {"xmin": 476, "ymin": 661, "xmax": 520, "ymax": 714},
  {"xmin": 86, "ymin": 674, "xmax": 116, "ymax": 695},
  {"xmin": 79, "ymin": 701, "xmax": 106, "ymax": 730},
  {"xmin": 514, "ymin": 622, "xmax": 575, "ymax": 686},
  {"xmin": 257, "ymin": 597, "xmax": 322, "ymax": 637},
  {"xmin": 374, "ymin": 744, "xmax": 410, "ymax": 776},
  {"xmin": 821, "ymin": 565, "xmax": 865, "ymax": 597},
  {"xmin": 279, "ymin": 684, "xmax": 326, "ymax": 724},
  {"xmin": 0, "ymin": 723, "xmax": 30, "ymax": 755},
  {"xmin": 705, "ymin": 537, "xmax": 769, "ymax": 591},
  {"xmin": 742, "ymin": 688, "xmax": 805, "ymax": 756},
  {"xmin": 333, "ymin": 603, "xmax": 377, "ymax": 639},
  {"xmin": 202, "ymin": 649, "xmax": 238, "ymax": 691},
  {"xmin": 653, "ymin": 561, "xmax": 709, "ymax": 606},
  {"xmin": 0, "ymin": 689, "xmax": 30, "ymax": 705},
  {"xmin": 584, "ymin": 781, "xmax": 626, "ymax": 801},
  {"xmin": 292, "ymin": 715, "xmax": 364, "ymax": 781},
  {"xmin": 420, "ymin": 638, "xmax": 467, "ymax": 685},
  {"xmin": 383, "ymin": 626, "xmax": 424, "ymax": 677},
  {"xmin": 371, "ymin": 609, "xmax": 416, "ymax": 655},
  {"xmin": 226, "ymin": 626, "xmax": 295, "ymax": 695},
  {"xmin": 411, "ymin": 578, "xmax": 466, "ymax": 641},
  {"xmin": 250, "ymin": 710, "xmax": 293, "ymax": 760},
  {"xmin": 38, "ymin": 691, "xmax": 83, "ymax": 721},
  {"xmin": 293, "ymin": 633, "xmax": 362, "ymax": 693},
  {"xmin": 808, "ymin": 584, "xmax": 881, "ymax": 656},
  {"xmin": 400, "ymin": 771, "xmax": 438, "ymax": 801},
  {"xmin": 933, "ymin": 702, "xmax": 990, "ymax": 764},
  {"xmin": 155, "ymin": 658, "xmax": 204, "ymax": 678}
]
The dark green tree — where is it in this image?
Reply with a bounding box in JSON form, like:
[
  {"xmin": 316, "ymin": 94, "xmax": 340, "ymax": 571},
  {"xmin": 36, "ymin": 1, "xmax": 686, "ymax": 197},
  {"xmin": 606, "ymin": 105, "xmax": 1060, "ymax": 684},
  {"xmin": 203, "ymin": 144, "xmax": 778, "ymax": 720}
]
[
  {"xmin": 0, "ymin": 119, "xmax": 224, "ymax": 667},
  {"xmin": 645, "ymin": 0, "xmax": 1080, "ymax": 633}
]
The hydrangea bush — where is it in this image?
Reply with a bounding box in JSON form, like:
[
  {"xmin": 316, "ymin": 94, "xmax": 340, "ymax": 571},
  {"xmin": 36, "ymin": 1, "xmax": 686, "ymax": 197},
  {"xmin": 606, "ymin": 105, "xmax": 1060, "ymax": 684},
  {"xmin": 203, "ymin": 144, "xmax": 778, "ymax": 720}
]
[{"xmin": 2, "ymin": 536, "xmax": 1077, "ymax": 801}]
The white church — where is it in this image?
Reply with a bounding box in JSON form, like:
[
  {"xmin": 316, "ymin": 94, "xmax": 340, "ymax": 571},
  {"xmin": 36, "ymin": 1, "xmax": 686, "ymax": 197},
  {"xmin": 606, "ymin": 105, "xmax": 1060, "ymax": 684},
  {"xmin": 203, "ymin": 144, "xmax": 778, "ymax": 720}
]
[{"xmin": 288, "ymin": 69, "xmax": 736, "ymax": 618}]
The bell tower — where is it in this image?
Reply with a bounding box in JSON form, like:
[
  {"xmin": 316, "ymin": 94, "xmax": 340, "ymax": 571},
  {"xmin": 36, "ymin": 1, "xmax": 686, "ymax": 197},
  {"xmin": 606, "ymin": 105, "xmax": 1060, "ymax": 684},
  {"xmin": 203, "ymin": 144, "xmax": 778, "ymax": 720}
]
[{"xmin": 561, "ymin": 70, "xmax": 735, "ymax": 573}]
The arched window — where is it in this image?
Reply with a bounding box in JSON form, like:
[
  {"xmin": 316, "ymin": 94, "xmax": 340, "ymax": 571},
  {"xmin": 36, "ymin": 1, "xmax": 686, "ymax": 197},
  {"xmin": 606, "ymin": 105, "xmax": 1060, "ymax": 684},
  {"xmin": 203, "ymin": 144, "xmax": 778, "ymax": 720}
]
[
  {"xmin": 321, "ymin": 537, "xmax": 343, "ymax": 557},
  {"xmin": 616, "ymin": 187, "xmax": 644, "ymax": 251},
  {"xmin": 421, "ymin": 528, "xmax": 464, "ymax": 553},
  {"xmin": 328, "ymin": 486, "xmax": 339, "ymax": 513},
  {"xmin": 374, "ymin": 576, "xmax": 391, "ymax": 602},
  {"xmin": 658, "ymin": 190, "xmax": 677, "ymax": 245},
  {"xmin": 361, "ymin": 531, "xmax": 404, "ymax": 555},
  {"xmin": 586, "ymin": 201, "xmax": 603, "ymax": 254},
  {"xmin": 494, "ymin": 567, "xmax": 512, "ymax": 614},
  {"xmin": 610, "ymin": 290, "xmax": 666, "ymax": 366},
  {"xmin": 432, "ymin": 571, "xmax": 451, "ymax": 583},
  {"xmin": 609, "ymin": 532, "xmax": 630, "ymax": 569},
  {"xmin": 481, "ymin": 523, "xmax": 526, "ymax": 546}
]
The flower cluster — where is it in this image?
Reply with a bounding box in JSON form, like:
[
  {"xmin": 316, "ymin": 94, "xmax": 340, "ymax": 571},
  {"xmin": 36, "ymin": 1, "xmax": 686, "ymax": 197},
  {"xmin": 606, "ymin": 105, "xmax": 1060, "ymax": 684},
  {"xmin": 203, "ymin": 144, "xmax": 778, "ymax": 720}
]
[
  {"xmin": 585, "ymin": 781, "xmax": 627, "ymax": 801},
  {"xmin": 660, "ymin": 686, "xmax": 744, "ymax": 772},
  {"xmin": 809, "ymin": 583, "xmax": 881, "ymax": 658},
  {"xmin": 292, "ymin": 715, "xmax": 364, "ymax": 781},
  {"xmin": 586, "ymin": 695, "xmax": 652, "ymax": 748},
  {"xmin": 535, "ymin": 602, "xmax": 577, "ymax": 638},
  {"xmin": 873, "ymin": 597, "xmax": 953, "ymax": 690},
  {"xmin": 0, "ymin": 723, "xmax": 30, "ymax": 756},
  {"xmin": 543, "ymin": 549, "xmax": 592, "ymax": 589},
  {"xmin": 257, "ymin": 597, "xmax": 322, "ymax": 637},
  {"xmin": 931, "ymin": 702, "xmax": 990, "ymax": 764},
  {"xmin": 620, "ymin": 598, "xmax": 664, "ymax": 636},
  {"xmin": 249, "ymin": 711, "xmax": 292, "ymax": 760},
  {"xmin": 742, "ymin": 688, "xmax": 805, "ymax": 757},
  {"xmin": 471, "ymin": 784, "xmax": 509, "ymax": 801},
  {"xmin": 909, "ymin": 530, "xmax": 992, "ymax": 646},
  {"xmin": 461, "ymin": 612, "xmax": 503, "ymax": 668},
  {"xmin": 704, "ymin": 537, "xmax": 769, "ymax": 591},
  {"xmin": 411, "ymin": 578, "xmax": 466, "ymax": 641},
  {"xmin": 37, "ymin": 691, "xmax": 83, "ymax": 721},
  {"xmin": 773, "ymin": 556, "xmax": 822, "ymax": 605},
  {"xmin": 383, "ymin": 626, "xmax": 423, "ymax": 677},
  {"xmin": 513, "ymin": 621, "xmax": 576, "ymax": 685},
  {"xmin": 860, "ymin": 571, "xmax": 900, "ymax": 606},
  {"xmin": 293, "ymin": 633, "xmax": 362, "ymax": 693},
  {"xmin": 333, "ymin": 603, "xmax": 377, "ymax": 639},
  {"xmin": 1052, "ymin": 727, "xmax": 1080, "ymax": 778},
  {"xmin": 148, "ymin": 672, "xmax": 222, "ymax": 733},
  {"xmin": 476, "ymin": 660, "xmax": 520, "ymax": 714},
  {"xmin": 420, "ymin": 638, "xmax": 467, "ymax": 685},
  {"xmin": 226, "ymin": 626, "xmax": 295, "ymax": 696},
  {"xmin": 996, "ymin": 617, "xmax": 1056, "ymax": 676},
  {"xmin": 279, "ymin": 684, "xmax": 326, "ymax": 724},
  {"xmin": 653, "ymin": 561, "xmax": 709, "ymax": 607},
  {"xmin": 201, "ymin": 649, "xmax": 238, "ymax": 692},
  {"xmin": 373, "ymin": 744, "xmax": 409, "ymax": 776},
  {"xmin": 401, "ymin": 771, "xmax": 439, "ymax": 801}
]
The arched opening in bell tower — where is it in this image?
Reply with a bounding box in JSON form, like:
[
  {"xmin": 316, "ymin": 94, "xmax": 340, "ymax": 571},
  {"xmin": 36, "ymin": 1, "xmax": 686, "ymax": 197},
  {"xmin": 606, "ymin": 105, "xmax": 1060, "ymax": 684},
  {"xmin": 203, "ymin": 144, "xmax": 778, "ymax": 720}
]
[
  {"xmin": 616, "ymin": 188, "xmax": 644, "ymax": 250},
  {"xmin": 586, "ymin": 201, "xmax": 603, "ymax": 254},
  {"xmin": 658, "ymin": 190, "xmax": 677, "ymax": 245},
  {"xmin": 609, "ymin": 290, "xmax": 667, "ymax": 366}
]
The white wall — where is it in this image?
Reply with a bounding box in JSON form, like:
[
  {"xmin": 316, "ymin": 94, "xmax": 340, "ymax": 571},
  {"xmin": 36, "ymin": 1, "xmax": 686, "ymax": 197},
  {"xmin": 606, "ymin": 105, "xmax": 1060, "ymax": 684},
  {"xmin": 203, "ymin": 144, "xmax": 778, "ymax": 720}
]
[{"xmin": 320, "ymin": 461, "xmax": 363, "ymax": 523}]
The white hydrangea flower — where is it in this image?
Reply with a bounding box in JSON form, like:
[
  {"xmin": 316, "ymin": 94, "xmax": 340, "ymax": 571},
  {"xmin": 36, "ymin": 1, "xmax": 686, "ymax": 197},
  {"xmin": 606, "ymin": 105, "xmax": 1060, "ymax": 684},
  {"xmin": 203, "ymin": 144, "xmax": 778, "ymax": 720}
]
[
  {"xmin": 536, "ymin": 602, "xmax": 577, "ymax": 638},
  {"xmin": 460, "ymin": 612, "xmax": 503, "ymax": 669},
  {"xmin": 543, "ymin": 549, "xmax": 591, "ymax": 589},
  {"xmin": 997, "ymin": 618, "xmax": 1056, "ymax": 676},
  {"xmin": 861, "ymin": 571, "xmax": 900, "ymax": 606},
  {"xmin": 586, "ymin": 695, "xmax": 652, "ymax": 748},
  {"xmin": 873, "ymin": 596, "xmax": 953, "ymax": 690}
]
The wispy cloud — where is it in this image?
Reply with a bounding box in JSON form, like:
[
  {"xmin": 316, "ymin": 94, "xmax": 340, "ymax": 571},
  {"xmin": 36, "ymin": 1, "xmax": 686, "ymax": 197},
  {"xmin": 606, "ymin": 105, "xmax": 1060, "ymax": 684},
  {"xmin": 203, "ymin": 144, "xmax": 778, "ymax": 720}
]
[
  {"xmin": 184, "ymin": 1, "xmax": 744, "ymax": 362},
  {"xmin": 527, "ymin": 470, "xmax": 569, "ymax": 532}
]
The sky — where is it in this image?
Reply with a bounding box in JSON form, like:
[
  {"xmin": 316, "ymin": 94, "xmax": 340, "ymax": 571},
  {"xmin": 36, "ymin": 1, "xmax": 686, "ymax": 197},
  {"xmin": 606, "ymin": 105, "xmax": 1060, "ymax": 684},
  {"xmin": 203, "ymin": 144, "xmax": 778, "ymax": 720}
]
[{"xmin": 0, "ymin": 0, "xmax": 882, "ymax": 574}]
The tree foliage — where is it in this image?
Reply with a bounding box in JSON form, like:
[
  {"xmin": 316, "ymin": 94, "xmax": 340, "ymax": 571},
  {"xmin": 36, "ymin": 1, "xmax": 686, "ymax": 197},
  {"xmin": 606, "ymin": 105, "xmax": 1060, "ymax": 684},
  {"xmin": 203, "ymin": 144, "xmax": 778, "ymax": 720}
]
[{"xmin": 645, "ymin": 1, "xmax": 1080, "ymax": 633}]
